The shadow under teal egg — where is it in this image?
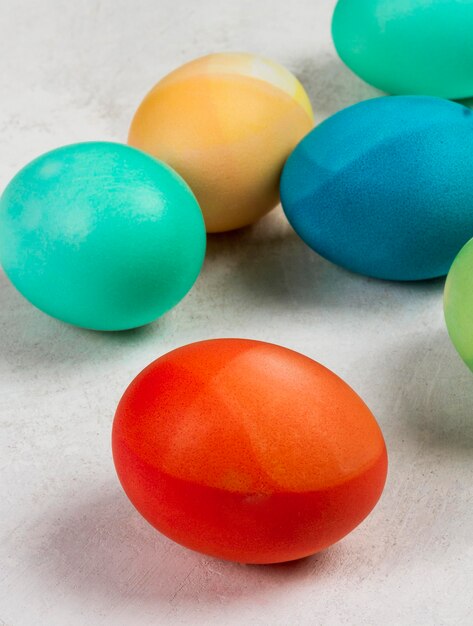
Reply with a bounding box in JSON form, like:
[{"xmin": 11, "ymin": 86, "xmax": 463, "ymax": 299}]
[
  {"xmin": 0, "ymin": 142, "xmax": 206, "ymax": 331},
  {"xmin": 280, "ymin": 96, "xmax": 473, "ymax": 281}
]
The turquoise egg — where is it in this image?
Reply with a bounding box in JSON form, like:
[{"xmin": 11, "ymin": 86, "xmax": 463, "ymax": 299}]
[
  {"xmin": 0, "ymin": 142, "xmax": 206, "ymax": 331},
  {"xmin": 332, "ymin": 0, "xmax": 473, "ymax": 99}
]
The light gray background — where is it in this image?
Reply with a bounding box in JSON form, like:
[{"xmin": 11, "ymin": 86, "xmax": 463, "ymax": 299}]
[{"xmin": 1, "ymin": 1, "xmax": 472, "ymax": 624}]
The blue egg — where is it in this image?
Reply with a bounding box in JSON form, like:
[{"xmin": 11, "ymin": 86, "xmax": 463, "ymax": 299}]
[{"xmin": 280, "ymin": 96, "xmax": 473, "ymax": 281}]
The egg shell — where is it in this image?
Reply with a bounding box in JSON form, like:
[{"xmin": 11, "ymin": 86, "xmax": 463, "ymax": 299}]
[
  {"xmin": 112, "ymin": 339, "xmax": 387, "ymax": 564},
  {"xmin": 444, "ymin": 238, "xmax": 473, "ymax": 370},
  {"xmin": 332, "ymin": 0, "xmax": 473, "ymax": 99},
  {"xmin": 280, "ymin": 96, "xmax": 473, "ymax": 281},
  {"xmin": 0, "ymin": 142, "xmax": 206, "ymax": 330},
  {"xmin": 128, "ymin": 52, "xmax": 314, "ymax": 232}
]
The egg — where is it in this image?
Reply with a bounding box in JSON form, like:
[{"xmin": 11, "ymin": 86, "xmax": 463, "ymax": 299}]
[
  {"xmin": 112, "ymin": 339, "xmax": 387, "ymax": 564},
  {"xmin": 280, "ymin": 96, "xmax": 473, "ymax": 281},
  {"xmin": 444, "ymin": 238, "xmax": 473, "ymax": 370},
  {"xmin": 128, "ymin": 52, "xmax": 314, "ymax": 232},
  {"xmin": 332, "ymin": 0, "xmax": 473, "ymax": 99},
  {"xmin": 0, "ymin": 142, "xmax": 206, "ymax": 331}
]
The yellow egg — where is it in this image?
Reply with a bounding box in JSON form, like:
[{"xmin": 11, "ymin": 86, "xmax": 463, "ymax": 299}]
[{"xmin": 128, "ymin": 53, "xmax": 314, "ymax": 232}]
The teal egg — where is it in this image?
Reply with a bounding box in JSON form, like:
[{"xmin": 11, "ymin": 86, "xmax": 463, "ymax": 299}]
[
  {"xmin": 0, "ymin": 142, "xmax": 206, "ymax": 331},
  {"xmin": 332, "ymin": 0, "xmax": 473, "ymax": 99}
]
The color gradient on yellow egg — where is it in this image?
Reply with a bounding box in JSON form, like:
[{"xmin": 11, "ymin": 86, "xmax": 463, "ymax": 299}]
[{"xmin": 128, "ymin": 53, "xmax": 314, "ymax": 232}]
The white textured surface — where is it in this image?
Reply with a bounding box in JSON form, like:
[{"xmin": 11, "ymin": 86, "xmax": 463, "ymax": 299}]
[{"xmin": 1, "ymin": 1, "xmax": 472, "ymax": 624}]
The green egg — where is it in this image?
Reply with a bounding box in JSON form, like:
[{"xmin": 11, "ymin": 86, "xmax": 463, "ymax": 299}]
[
  {"xmin": 332, "ymin": 0, "xmax": 473, "ymax": 99},
  {"xmin": 0, "ymin": 142, "xmax": 206, "ymax": 331},
  {"xmin": 444, "ymin": 239, "xmax": 473, "ymax": 370}
]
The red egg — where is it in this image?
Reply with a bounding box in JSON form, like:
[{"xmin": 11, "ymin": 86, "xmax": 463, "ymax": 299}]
[{"xmin": 112, "ymin": 339, "xmax": 387, "ymax": 564}]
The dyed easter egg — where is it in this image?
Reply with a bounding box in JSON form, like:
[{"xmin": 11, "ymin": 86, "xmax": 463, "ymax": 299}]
[
  {"xmin": 332, "ymin": 0, "xmax": 473, "ymax": 99},
  {"xmin": 444, "ymin": 238, "xmax": 473, "ymax": 370},
  {"xmin": 128, "ymin": 52, "xmax": 314, "ymax": 232},
  {"xmin": 281, "ymin": 96, "xmax": 473, "ymax": 281},
  {"xmin": 0, "ymin": 142, "xmax": 205, "ymax": 331},
  {"xmin": 112, "ymin": 339, "xmax": 387, "ymax": 564}
]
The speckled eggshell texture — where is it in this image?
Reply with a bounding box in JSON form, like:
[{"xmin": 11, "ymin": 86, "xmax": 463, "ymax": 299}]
[
  {"xmin": 280, "ymin": 96, "xmax": 473, "ymax": 281},
  {"xmin": 0, "ymin": 142, "xmax": 206, "ymax": 331},
  {"xmin": 444, "ymin": 238, "xmax": 473, "ymax": 371},
  {"xmin": 332, "ymin": 0, "xmax": 473, "ymax": 99},
  {"xmin": 128, "ymin": 52, "xmax": 314, "ymax": 232},
  {"xmin": 112, "ymin": 339, "xmax": 388, "ymax": 564}
]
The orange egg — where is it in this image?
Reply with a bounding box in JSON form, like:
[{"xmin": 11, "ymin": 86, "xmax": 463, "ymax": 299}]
[
  {"xmin": 112, "ymin": 339, "xmax": 387, "ymax": 564},
  {"xmin": 128, "ymin": 53, "xmax": 314, "ymax": 232}
]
